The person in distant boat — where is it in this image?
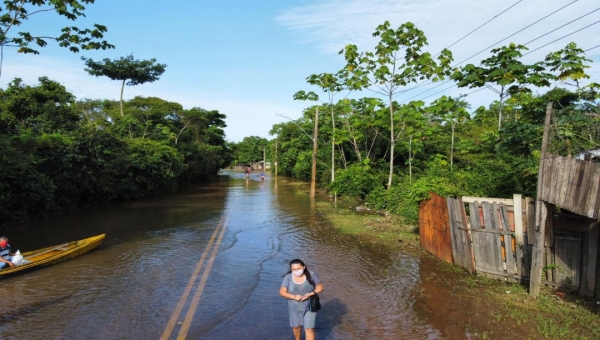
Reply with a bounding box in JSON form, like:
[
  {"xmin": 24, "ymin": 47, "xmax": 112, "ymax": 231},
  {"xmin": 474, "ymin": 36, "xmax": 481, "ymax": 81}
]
[
  {"xmin": 245, "ymin": 166, "xmax": 251, "ymax": 177},
  {"xmin": 0, "ymin": 236, "xmax": 15, "ymax": 269},
  {"xmin": 260, "ymin": 171, "xmax": 265, "ymax": 180},
  {"xmin": 279, "ymin": 259, "xmax": 324, "ymax": 340}
]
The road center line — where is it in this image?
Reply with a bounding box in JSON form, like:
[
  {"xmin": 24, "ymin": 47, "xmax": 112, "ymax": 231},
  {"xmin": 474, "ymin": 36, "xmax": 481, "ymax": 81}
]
[
  {"xmin": 159, "ymin": 215, "xmax": 225, "ymax": 340},
  {"xmin": 176, "ymin": 217, "xmax": 228, "ymax": 339}
]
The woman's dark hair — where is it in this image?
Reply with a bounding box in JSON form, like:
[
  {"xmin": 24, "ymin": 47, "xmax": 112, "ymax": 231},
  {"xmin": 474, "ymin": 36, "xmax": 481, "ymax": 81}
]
[{"xmin": 283, "ymin": 258, "xmax": 316, "ymax": 286}]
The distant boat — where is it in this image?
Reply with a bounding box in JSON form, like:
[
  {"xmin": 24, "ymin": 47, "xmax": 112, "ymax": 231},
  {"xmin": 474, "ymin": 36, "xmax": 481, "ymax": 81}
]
[{"xmin": 0, "ymin": 234, "xmax": 106, "ymax": 278}]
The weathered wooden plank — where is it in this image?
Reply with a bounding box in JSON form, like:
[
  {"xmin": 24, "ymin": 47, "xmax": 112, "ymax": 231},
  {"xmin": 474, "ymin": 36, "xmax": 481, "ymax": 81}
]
[
  {"xmin": 459, "ymin": 197, "xmax": 476, "ymax": 274},
  {"xmin": 514, "ymin": 194, "xmax": 524, "ymax": 246},
  {"xmin": 474, "ymin": 202, "xmax": 495, "ymax": 274},
  {"xmin": 462, "ymin": 197, "xmax": 513, "ymax": 205},
  {"xmin": 469, "ymin": 202, "xmax": 480, "ymax": 229},
  {"xmin": 542, "ymin": 156, "xmax": 555, "ymax": 202},
  {"xmin": 576, "ymin": 160, "xmax": 593, "ymax": 216},
  {"xmin": 501, "ymin": 204, "xmax": 516, "ymax": 275},
  {"xmin": 559, "ymin": 156, "xmax": 573, "ymax": 208},
  {"xmin": 530, "ymin": 199, "xmax": 551, "ymax": 296},
  {"xmin": 595, "ymin": 164, "xmax": 600, "ymax": 220},
  {"xmin": 488, "ymin": 202, "xmax": 505, "ymax": 275},
  {"xmin": 567, "ymin": 161, "xmax": 586, "ymax": 213},
  {"xmin": 526, "ymin": 197, "xmax": 535, "ymax": 245},
  {"xmin": 448, "ymin": 197, "xmax": 465, "ymax": 268},
  {"xmin": 581, "ymin": 221, "xmax": 599, "ymax": 298},
  {"xmin": 554, "ymin": 236, "xmax": 582, "ymax": 288},
  {"xmin": 586, "ymin": 164, "xmax": 600, "ymax": 219}
]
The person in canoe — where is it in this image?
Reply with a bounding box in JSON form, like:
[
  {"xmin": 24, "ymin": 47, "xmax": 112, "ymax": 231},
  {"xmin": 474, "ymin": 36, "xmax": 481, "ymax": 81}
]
[{"xmin": 0, "ymin": 236, "xmax": 16, "ymax": 268}]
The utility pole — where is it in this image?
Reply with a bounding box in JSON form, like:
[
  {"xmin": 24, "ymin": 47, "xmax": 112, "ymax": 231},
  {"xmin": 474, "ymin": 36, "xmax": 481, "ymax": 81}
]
[
  {"xmin": 263, "ymin": 145, "xmax": 266, "ymax": 171},
  {"xmin": 310, "ymin": 107, "xmax": 319, "ymax": 198}
]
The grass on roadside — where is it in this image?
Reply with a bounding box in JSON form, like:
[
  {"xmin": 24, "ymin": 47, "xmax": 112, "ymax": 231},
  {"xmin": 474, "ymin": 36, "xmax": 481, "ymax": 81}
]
[{"xmin": 314, "ymin": 201, "xmax": 421, "ymax": 251}]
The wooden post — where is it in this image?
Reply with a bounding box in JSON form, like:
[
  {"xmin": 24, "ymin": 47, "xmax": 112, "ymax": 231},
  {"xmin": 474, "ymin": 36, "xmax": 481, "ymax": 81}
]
[
  {"xmin": 514, "ymin": 194, "xmax": 524, "ymax": 276},
  {"xmin": 526, "ymin": 197, "xmax": 535, "ymax": 245},
  {"xmin": 530, "ymin": 102, "xmax": 553, "ymax": 297},
  {"xmin": 310, "ymin": 107, "xmax": 319, "ymax": 198}
]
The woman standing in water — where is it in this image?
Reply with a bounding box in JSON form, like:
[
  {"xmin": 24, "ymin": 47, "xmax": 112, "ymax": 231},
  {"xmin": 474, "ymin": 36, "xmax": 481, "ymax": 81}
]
[{"xmin": 279, "ymin": 259, "xmax": 324, "ymax": 340}]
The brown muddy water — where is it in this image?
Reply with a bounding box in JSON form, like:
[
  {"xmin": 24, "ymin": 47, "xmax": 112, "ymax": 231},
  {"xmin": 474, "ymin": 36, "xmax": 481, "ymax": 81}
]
[{"xmin": 0, "ymin": 171, "xmax": 499, "ymax": 339}]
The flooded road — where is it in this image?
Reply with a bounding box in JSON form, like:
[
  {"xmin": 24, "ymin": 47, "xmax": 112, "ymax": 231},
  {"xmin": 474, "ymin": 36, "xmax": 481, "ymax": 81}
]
[{"xmin": 0, "ymin": 172, "xmax": 484, "ymax": 339}]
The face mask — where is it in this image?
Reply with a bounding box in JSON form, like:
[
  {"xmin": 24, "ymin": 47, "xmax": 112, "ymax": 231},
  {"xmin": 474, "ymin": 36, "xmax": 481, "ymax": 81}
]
[
  {"xmin": 292, "ymin": 269, "xmax": 304, "ymax": 277},
  {"xmin": 0, "ymin": 241, "xmax": 6, "ymax": 247}
]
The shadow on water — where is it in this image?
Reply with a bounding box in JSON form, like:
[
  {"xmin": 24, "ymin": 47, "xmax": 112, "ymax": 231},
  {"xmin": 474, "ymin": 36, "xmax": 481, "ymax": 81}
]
[
  {"xmin": 316, "ymin": 298, "xmax": 348, "ymax": 338},
  {"xmin": 0, "ymin": 294, "xmax": 72, "ymax": 323}
]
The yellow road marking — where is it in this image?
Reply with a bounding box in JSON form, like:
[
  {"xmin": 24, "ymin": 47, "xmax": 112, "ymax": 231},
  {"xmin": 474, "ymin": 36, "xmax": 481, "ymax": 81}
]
[
  {"xmin": 176, "ymin": 217, "xmax": 228, "ymax": 339},
  {"xmin": 160, "ymin": 215, "xmax": 226, "ymax": 340}
]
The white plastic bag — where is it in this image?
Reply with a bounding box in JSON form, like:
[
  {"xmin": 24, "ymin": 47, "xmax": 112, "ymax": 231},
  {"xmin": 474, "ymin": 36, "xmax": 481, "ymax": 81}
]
[{"xmin": 11, "ymin": 250, "xmax": 23, "ymax": 266}]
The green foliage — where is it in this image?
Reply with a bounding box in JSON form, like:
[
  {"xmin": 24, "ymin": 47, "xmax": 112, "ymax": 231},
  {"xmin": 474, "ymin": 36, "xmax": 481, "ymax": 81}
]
[
  {"xmin": 232, "ymin": 136, "xmax": 268, "ymax": 164},
  {"xmin": 124, "ymin": 139, "xmax": 185, "ymax": 196},
  {"xmin": 0, "ymin": 77, "xmax": 79, "ymax": 135},
  {"xmin": 0, "ymin": 77, "xmax": 231, "ymax": 224},
  {"xmin": 329, "ymin": 161, "xmax": 385, "ymax": 198},
  {"xmin": 82, "ymin": 54, "xmax": 167, "ymax": 116},
  {"xmin": 0, "ymin": 0, "xmax": 114, "ymax": 58}
]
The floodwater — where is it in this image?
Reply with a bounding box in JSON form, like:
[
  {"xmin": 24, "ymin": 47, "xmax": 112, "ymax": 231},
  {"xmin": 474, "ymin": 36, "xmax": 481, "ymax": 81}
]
[{"xmin": 0, "ymin": 171, "xmax": 497, "ymax": 339}]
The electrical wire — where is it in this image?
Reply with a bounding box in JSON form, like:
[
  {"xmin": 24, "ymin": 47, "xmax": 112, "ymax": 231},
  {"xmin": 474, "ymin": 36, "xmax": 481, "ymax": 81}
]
[
  {"xmin": 393, "ymin": 0, "xmax": 525, "ymax": 96},
  {"xmin": 523, "ymin": 6, "xmax": 600, "ymax": 46},
  {"xmin": 452, "ymin": 0, "xmax": 579, "ymax": 67},
  {"xmin": 522, "ymin": 19, "xmax": 600, "ymax": 56},
  {"xmin": 433, "ymin": 0, "xmax": 524, "ymax": 57},
  {"xmin": 393, "ymin": 0, "xmax": 579, "ymax": 101},
  {"xmin": 399, "ymin": 1, "xmax": 593, "ymax": 103}
]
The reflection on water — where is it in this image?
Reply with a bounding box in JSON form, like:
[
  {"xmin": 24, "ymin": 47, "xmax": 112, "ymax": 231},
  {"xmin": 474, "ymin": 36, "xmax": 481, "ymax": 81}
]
[{"xmin": 1, "ymin": 172, "xmax": 487, "ymax": 339}]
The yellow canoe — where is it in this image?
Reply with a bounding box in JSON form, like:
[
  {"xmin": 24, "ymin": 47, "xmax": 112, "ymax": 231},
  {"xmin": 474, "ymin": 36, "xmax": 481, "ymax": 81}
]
[{"xmin": 0, "ymin": 234, "xmax": 105, "ymax": 277}]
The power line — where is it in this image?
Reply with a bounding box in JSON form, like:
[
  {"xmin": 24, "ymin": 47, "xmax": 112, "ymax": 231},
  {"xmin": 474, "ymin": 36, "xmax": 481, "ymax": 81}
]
[
  {"xmin": 452, "ymin": 0, "xmax": 579, "ymax": 67},
  {"xmin": 393, "ymin": 0, "xmax": 579, "ymax": 101},
  {"xmin": 523, "ymin": 6, "xmax": 600, "ymax": 45},
  {"xmin": 393, "ymin": 0, "xmax": 525, "ymax": 97},
  {"xmin": 399, "ymin": 1, "xmax": 593, "ymax": 103},
  {"xmin": 585, "ymin": 44, "xmax": 600, "ymax": 52},
  {"xmin": 434, "ymin": 0, "xmax": 523, "ymax": 57},
  {"xmin": 522, "ymin": 19, "xmax": 600, "ymax": 56}
]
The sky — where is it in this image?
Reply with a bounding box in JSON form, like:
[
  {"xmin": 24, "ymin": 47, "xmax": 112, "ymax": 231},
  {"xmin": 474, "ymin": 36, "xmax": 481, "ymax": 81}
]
[{"xmin": 1, "ymin": 0, "xmax": 599, "ymax": 142}]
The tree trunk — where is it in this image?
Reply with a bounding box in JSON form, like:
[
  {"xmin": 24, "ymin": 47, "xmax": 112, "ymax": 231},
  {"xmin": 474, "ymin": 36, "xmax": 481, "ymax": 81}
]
[
  {"xmin": 409, "ymin": 135, "xmax": 412, "ymax": 183},
  {"xmin": 387, "ymin": 96, "xmax": 394, "ymax": 189},
  {"xmin": 498, "ymin": 86, "xmax": 505, "ymax": 131},
  {"xmin": 310, "ymin": 107, "xmax": 319, "ymax": 198},
  {"xmin": 120, "ymin": 79, "xmax": 126, "ymax": 117},
  {"xmin": 451, "ymin": 121, "xmax": 455, "ymax": 170},
  {"xmin": 331, "ymin": 106, "xmax": 335, "ymax": 183}
]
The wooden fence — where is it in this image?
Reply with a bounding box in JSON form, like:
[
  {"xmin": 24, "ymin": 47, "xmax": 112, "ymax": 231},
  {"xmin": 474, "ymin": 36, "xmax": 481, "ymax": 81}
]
[{"xmin": 420, "ymin": 193, "xmax": 600, "ymax": 295}]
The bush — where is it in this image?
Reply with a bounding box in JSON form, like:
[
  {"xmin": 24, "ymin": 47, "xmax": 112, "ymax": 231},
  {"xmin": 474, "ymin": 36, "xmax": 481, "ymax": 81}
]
[{"xmin": 328, "ymin": 161, "xmax": 385, "ymax": 198}]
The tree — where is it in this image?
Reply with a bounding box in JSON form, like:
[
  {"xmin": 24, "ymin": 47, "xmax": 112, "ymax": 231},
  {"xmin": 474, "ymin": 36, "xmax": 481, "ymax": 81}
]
[
  {"xmin": 427, "ymin": 96, "xmax": 470, "ymax": 169},
  {"xmin": 0, "ymin": 76, "xmax": 79, "ymax": 135},
  {"xmin": 0, "ymin": 0, "xmax": 114, "ymax": 77},
  {"xmin": 451, "ymin": 43, "xmax": 553, "ymax": 131},
  {"xmin": 81, "ymin": 54, "xmax": 167, "ymax": 117},
  {"xmin": 296, "ymin": 71, "xmax": 350, "ymax": 184},
  {"xmin": 342, "ymin": 21, "xmax": 453, "ymax": 189},
  {"xmin": 234, "ymin": 136, "xmax": 268, "ymax": 165},
  {"xmin": 545, "ymin": 42, "xmax": 592, "ymax": 90}
]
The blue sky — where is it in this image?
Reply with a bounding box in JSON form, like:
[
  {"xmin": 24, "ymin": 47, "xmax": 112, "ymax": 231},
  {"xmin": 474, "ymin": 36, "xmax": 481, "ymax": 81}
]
[{"xmin": 2, "ymin": 0, "xmax": 599, "ymax": 142}]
